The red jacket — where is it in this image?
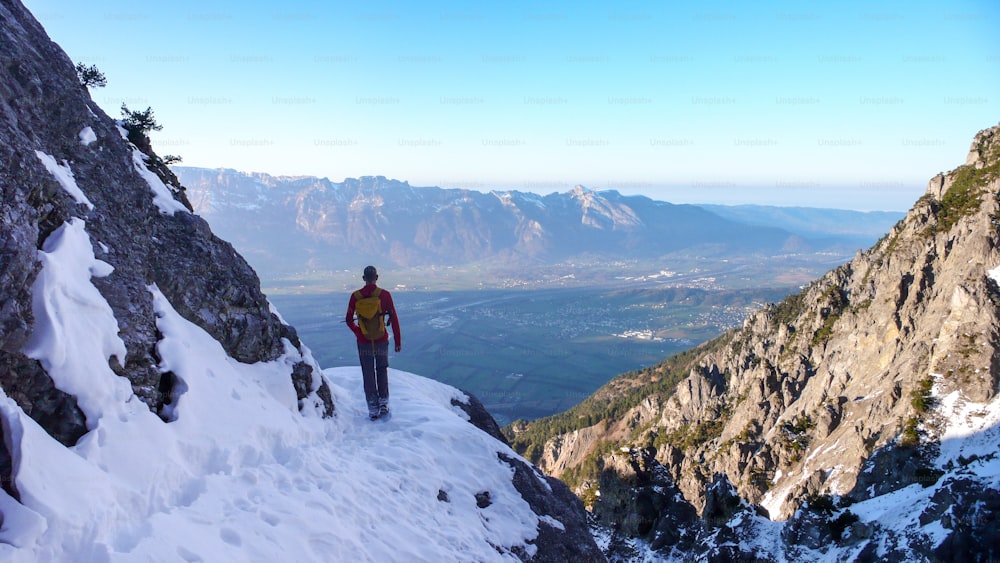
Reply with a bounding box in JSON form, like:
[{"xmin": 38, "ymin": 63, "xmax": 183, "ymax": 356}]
[{"xmin": 346, "ymin": 284, "xmax": 401, "ymax": 346}]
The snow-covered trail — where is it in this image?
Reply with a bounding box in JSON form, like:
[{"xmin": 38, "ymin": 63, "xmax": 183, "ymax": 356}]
[
  {"xmin": 300, "ymin": 367, "xmax": 544, "ymax": 563},
  {"xmin": 92, "ymin": 367, "xmax": 542, "ymax": 563}
]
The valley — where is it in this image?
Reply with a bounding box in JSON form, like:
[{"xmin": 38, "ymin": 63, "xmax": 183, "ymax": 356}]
[
  {"xmin": 271, "ymin": 283, "xmax": 794, "ymax": 426},
  {"xmin": 265, "ymin": 235, "xmax": 862, "ymax": 425},
  {"xmin": 262, "ymin": 250, "xmax": 845, "ymax": 293}
]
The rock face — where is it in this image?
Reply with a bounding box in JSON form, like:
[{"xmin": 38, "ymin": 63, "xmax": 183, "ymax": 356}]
[
  {"xmin": 454, "ymin": 390, "xmax": 606, "ymax": 562},
  {"xmin": 508, "ymin": 124, "xmax": 1000, "ymax": 560},
  {"xmin": 0, "ymin": 0, "xmax": 334, "ymax": 457}
]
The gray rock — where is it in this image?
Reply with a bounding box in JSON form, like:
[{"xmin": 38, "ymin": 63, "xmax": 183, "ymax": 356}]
[
  {"xmin": 452, "ymin": 389, "xmax": 509, "ymax": 446},
  {"xmin": 0, "ymin": 0, "xmax": 333, "ymax": 477},
  {"xmin": 455, "ymin": 390, "xmax": 604, "ymax": 561},
  {"xmin": 930, "ymin": 477, "xmax": 1000, "ymax": 561}
]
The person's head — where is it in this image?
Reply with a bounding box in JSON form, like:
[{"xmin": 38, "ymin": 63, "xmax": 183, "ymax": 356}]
[{"xmin": 362, "ymin": 265, "xmax": 378, "ymax": 284}]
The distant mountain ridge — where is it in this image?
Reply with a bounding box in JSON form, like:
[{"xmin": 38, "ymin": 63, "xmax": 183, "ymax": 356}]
[
  {"xmin": 174, "ymin": 168, "xmax": 877, "ymax": 280},
  {"xmin": 699, "ymin": 204, "xmax": 905, "ymax": 243}
]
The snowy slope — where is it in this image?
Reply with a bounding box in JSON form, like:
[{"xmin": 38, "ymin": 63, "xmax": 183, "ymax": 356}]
[{"xmin": 0, "ymin": 222, "xmax": 552, "ymax": 561}]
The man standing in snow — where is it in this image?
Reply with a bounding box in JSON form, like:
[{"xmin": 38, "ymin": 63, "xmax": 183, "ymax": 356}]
[{"xmin": 346, "ymin": 266, "xmax": 402, "ymax": 420}]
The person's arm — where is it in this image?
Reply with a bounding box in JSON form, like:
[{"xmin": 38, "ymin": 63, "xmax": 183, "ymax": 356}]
[
  {"xmin": 345, "ymin": 293, "xmax": 361, "ymax": 338},
  {"xmin": 384, "ymin": 291, "xmax": 401, "ymax": 352}
]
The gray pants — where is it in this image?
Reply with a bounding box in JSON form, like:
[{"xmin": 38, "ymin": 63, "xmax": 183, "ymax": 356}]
[{"xmin": 358, "ymin": 341, "xmax": 389, "ymax": 412}]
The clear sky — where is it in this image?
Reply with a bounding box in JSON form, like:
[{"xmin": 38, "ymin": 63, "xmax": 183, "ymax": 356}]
[{"xmin": 22, "ymin": 0, "xmax": 1000, "ymax": 210}]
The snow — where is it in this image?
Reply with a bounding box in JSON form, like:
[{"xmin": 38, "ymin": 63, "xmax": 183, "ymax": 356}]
[
  {"xmin": 116, "ymin": 124, "xmax": 189, "ymax": 215},
  {"xmin": 34, "ymin": 150, "xmax": 94, "ymax": 209},
  {"xmin": 760, "ymin": 485, "xmax": 791, "ymax": 520},
  {"xmin": 835, "ymin": 383, "xmax": 1000, "ymax": 555},
  {"xmin": 730, "ymin": 513, "xmax": 789, "ymax": 562},
  {"xmin": 590, "ymin": 525, "xmax": 663, "ymax": 563},
  {"xmin": 988, "ymin": 264, "xmax": 1000, "ymax": 286},
  {"xmin": 538, "ymin": 515, "xmax": 565, "ymax": 531},
  {"xmin": 130, "ymin": 146, "xmax": 189, "ymax": 215},
  {"xmin": 21, "ymin": 218, "xmax": 129, "ymax": 427},
  {"xmin": 79, "ymin": 126, "xmax": 97, "ymax": 146},
  {"xmin": 4, "ymin": 238, "xmax": 545, "ymax": 561},
  {"xmin": 850, "ymin": 482, "xmax": 935, "ymax": 530},
  {"xmin": 492, "ymin": 190, "xmax": 547, "ymax": 210},
  {"xmin": 935, "ymin": 386, "xmax": 1000, "ymax": 485},
  {"xmin": 806, "ymin": 439, "xmax": 842, "ymax": 465}
]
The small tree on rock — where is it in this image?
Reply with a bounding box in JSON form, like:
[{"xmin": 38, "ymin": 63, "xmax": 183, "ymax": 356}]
[
  {"xmin": 75, "ymin": 63, "xmax": 107, "ymax": 88},
  {"xmin": 120, "ymin": 103, "xmax": 162, "ymax": 137},
  {"xmin": 119, "ymin": 104, "xmax": 184, "ymax": 174},
  {"xmin": 119, "ymin": 103, "xmax": 166, "ymax": 149}
]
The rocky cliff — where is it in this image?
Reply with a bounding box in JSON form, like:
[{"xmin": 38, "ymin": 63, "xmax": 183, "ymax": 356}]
[
  {"xmin": 0, "ymin": 0, "xmax": 335, "ymax": 449},
  {"xmin": 508, "ymin": 124, "xmax": 1000, "ymax": 561}
]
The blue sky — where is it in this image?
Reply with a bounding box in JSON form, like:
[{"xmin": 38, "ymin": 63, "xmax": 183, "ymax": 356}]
[{"xmin": 24, "ymin": 0, "xmax": 1000, "ymax": 210}]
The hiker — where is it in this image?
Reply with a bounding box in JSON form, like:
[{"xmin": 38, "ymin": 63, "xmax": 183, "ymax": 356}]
[{"xmin": 345, "ymin": 265, "xmax": 401, "ymax": 420}]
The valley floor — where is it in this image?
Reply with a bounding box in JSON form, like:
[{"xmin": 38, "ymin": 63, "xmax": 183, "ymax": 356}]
[{"xmin": 272, "ymin": 285, "xmax": 792, "ymax": 425}]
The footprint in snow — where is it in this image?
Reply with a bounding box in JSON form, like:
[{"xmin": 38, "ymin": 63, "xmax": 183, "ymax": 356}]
[
  {"xmin": 219, "ymin": 527, "xmax": 242, "ymax": 546},
  {"xmin": 306, "ymin": 499, "xmax": 335, "ymax": 516},
  {"xmin": 176, "ymin": 546, "xmax": 203, "ymax": 562},
  {"xmin": 260, "ymin": 511, "xmax": 281, "ymax": 527}
]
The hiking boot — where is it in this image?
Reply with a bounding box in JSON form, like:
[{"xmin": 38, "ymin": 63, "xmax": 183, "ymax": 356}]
[
  {"xmin": 378, "ymin": 404, "xmax": 390, "ymax": 418},
  {"xmin": 367, "ymin": 400, "xmax": 380, "ymax": 420}
]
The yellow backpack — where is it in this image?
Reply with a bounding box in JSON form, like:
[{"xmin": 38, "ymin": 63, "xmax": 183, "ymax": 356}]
[{"xmin": 354, "ymin": 288, "xmax": 386, "ymax": 341}]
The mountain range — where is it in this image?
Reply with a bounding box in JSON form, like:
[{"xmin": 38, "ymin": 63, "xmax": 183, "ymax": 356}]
[
  {"xmin": 699, "ymin": 204, "xmax": 904, "ymax": 245},
  {"xmin": 174, "ymin": 167, "xmax": 900, "ymax": 284}
]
